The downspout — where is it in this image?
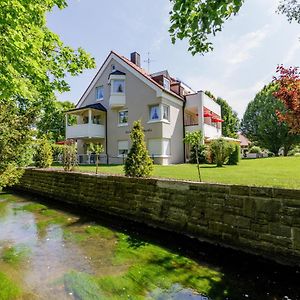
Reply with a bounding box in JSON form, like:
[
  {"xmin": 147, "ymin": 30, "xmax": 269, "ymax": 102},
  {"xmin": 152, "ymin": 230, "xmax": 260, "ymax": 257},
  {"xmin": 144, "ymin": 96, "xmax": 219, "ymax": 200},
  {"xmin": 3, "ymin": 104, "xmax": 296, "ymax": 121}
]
[
  {"xmin": 183, "ymin": 97, "xmax": 186, "ymax": 163},
  {"xmin": 105, "ymin": 111, "xmax": 108, "ymax": 164}
]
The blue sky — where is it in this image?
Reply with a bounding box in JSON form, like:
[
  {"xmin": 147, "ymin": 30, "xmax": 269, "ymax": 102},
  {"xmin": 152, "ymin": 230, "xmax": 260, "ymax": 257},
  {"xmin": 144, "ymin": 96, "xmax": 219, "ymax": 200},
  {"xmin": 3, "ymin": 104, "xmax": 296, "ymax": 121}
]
[{"xmin": 48, "ymin": 0, "xmax": 300, "ymax": 117}]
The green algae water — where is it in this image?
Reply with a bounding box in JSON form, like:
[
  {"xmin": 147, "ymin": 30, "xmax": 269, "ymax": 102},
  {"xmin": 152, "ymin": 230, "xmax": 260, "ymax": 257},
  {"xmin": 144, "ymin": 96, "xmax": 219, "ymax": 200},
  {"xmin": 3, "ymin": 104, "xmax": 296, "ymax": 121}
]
[{"xmin": 0, "ymin": 192, "xmax": 299, "ymax": 300}]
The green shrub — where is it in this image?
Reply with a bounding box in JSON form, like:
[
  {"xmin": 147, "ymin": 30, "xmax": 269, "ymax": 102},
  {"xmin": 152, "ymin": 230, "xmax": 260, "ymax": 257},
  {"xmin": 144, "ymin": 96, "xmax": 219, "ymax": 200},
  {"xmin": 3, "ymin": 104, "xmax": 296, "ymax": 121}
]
[
  {"xmin": 52, "ymin": 144, "xmax": 64, "ymax": 162},
  {"xmin": 124, "ymin": 120, "xmax": 153, "ymax": 177},
  {"xmin": 249, "ymin": 146, "xmax": 262, "ymax": 154},
  {"xmin": 209, "ymin": 138, "xmax": 234, "ymax": 167},
  {"xmin": 227, "ymin": 143, "xmax": 240, "ymax": 165},
  {"xmin": 63, "ymin": 140, "xmax": 77, "ymax": 172},
  {"xmin": 189, "ymin": 144, "xmax": 208, "ymax": 164},
  {"xmin": 33, "ymin": 138, "xmax": 53, "ymax": 168}
]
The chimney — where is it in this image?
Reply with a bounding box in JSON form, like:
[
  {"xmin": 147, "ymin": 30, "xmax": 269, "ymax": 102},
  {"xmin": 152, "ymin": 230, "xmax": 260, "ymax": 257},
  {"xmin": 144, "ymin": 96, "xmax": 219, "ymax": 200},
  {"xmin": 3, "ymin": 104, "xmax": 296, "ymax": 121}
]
[{"xmin": 130, "ymin": 52, "xmax": 140, "ymax": 67}]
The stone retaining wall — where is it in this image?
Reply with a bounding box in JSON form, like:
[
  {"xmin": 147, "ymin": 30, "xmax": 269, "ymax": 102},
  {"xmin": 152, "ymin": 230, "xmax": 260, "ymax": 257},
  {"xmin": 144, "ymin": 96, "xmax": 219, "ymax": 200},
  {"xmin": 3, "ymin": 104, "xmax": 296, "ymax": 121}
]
[{"xmin": 14, "ymin": 169, "xmax": 300, "ymax": 266}]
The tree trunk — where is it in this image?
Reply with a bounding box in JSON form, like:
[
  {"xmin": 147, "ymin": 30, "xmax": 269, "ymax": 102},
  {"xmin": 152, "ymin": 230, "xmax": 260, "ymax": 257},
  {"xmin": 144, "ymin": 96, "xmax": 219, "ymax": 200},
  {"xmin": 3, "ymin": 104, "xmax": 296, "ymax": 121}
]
[{"xmin": 195, "ymin": 147, "xmax": 202, "ymax": 182}]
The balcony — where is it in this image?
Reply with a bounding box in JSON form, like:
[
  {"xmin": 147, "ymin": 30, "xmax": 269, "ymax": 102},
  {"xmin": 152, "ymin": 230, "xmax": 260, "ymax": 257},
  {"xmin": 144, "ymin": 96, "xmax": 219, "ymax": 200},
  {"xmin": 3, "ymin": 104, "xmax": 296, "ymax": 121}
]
[
  {"xmin": 66, "ymin": 123, "xmax": 105, "ymax": 139},
  {"xmin": 185, "ymin": 123, "xmax": 200, "ymax": 133},
  {"xmin": 203, "ymin": 123, "xmax": 221, "ymax": 139},
  {"xmin": 65, "ymin": 103, "xmax": 106, "ymax": 140}
]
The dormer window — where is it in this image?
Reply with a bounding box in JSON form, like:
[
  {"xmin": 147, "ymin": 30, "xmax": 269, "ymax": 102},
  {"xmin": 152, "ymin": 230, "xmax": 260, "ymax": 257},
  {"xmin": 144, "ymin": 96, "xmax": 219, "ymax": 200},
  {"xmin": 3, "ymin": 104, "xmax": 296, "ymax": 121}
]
[
  {"xmin": 163, "ymin": 77, "xmax": 170, "ymax": 90},
  {"xmin": 113, "ymin": 80, "xmax": 125, "ymax": 93}
]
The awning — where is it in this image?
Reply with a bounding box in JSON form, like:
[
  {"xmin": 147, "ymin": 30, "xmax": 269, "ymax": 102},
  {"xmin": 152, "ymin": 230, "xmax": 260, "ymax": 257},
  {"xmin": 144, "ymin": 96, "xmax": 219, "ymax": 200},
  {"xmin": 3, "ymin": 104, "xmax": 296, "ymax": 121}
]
[
  {"xmin": 211, "ymin": 117, "xmax": 224, "ymax": 123},
  {"xmin": 204, "ymin": 112, "xmax": 213, "ymax": 117},
  {"xmin": 66, "ymin": 103, "xmax": 107, "ymax": 113}
]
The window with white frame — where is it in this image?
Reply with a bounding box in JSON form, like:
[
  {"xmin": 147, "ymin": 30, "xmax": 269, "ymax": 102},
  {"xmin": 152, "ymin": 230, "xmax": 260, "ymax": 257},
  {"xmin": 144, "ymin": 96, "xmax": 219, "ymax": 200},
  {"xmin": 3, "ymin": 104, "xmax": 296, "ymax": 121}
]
[
  {"xmin": 113, "ymin": 80, "xmax": 125, "ymax": 93},
  {"xmin": 118, "ymin": 110, "xmax": 128, "ymax": 125},
  {"xmin": 148, "ymin": 139, "xmax": 171, "ymax": 156},
  {"xmin": 163, "ymin": 77, "xmax": 170, "ymax": 90},
  {"xmin": 96, "ymin": 86, "xmax": 104, "ymax": 100},
  {"xmin": 118, "ymin": 140, "xmax": 129, "ymax": 156},
  {"xmin": 149, "ymin": 104, "xmax": 170, "ymax": 122},
  {"xmin": 162, "ymin": 105, "xmax": 169, "ymax": 121},
  {"xmin": 149, "ymin": 105, "xmax": 160, "ymax": 121}
]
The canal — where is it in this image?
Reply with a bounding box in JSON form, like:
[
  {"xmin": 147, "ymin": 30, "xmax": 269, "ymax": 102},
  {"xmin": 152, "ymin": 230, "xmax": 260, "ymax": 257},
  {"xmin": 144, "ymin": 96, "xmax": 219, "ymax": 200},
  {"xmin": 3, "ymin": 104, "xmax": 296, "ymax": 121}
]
[{"xmin": 0, "ymin": 191, "xmax": 299, "ymax": 300}]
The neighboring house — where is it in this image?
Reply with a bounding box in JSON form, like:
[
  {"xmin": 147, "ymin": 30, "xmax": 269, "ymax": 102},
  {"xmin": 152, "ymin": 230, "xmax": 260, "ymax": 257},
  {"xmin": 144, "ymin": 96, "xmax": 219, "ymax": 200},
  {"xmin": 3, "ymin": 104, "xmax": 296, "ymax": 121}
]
[
  {"xmin": 65, "ymin": 51, "xmax": 223, "ymax": 165},
  {"xmin": 238, "ymin": 133, "xmax": 251, "ymax": 157}
]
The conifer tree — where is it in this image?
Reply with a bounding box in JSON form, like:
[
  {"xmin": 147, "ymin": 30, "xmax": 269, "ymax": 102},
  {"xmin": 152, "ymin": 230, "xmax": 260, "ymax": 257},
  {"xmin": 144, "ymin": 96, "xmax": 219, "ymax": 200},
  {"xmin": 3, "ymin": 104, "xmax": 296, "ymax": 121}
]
[{"xmin": 124, "ymin": 120, "xmax": 153, "ymax": 177}]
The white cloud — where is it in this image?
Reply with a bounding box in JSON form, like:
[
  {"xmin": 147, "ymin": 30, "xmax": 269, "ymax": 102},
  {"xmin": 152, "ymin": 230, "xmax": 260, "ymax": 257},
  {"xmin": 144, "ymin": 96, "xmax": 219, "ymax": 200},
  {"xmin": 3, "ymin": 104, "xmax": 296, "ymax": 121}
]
[
  {"xmin": 281, "ymin": 41, "xmax": 300, "ymax": 65},
  {"xmin": 227, "ymin": 25, "xmax": 271, "ymax": 65}
]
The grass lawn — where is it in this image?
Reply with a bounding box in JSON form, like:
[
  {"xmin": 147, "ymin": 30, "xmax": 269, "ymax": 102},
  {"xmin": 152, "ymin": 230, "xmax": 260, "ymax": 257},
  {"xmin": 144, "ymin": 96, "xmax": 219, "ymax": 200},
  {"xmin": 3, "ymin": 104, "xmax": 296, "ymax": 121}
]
[{"xmin": 53, "ymin": 157, "xmax": 300, "ymax": 189}]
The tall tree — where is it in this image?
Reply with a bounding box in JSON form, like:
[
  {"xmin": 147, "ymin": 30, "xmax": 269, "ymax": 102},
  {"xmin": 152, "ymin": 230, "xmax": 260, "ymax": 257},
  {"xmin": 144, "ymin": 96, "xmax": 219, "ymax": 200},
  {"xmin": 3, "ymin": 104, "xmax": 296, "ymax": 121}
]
[
  {"xmin": 124, "ymin": 120, "xmax": 153, "ymax": 178},
  {"xmin": 205, "ymin": 91, "xmax": 239, "ymax": 138},
  {"xmin": 273, "ymin": 65, "xmax": 300, "ymax": 134},
  {"xmin": 169, "ymin": 0, "xmax": 300, "ymax": 55},
  {"xmin": 241, "ymin": 84, "xmax": 300, "ymax": 155},
  {"xmin": 37, "ymin": 100, "xmax": 75, "ymax": 142},
  {"xmin": 0, "ymin": 101, "xmax": 34, "ymax": 189},
  {"xmin": 0, "ymin": 0, "xmax": 95, "ymax": 188}
]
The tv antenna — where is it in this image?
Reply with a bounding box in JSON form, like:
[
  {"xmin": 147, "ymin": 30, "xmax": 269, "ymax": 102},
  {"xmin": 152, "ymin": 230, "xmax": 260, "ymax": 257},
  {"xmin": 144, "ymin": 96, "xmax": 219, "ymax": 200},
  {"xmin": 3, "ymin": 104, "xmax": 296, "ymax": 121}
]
[{"xmin": 144, "ymin": 52, "xmax": 155, "ymax": 73}]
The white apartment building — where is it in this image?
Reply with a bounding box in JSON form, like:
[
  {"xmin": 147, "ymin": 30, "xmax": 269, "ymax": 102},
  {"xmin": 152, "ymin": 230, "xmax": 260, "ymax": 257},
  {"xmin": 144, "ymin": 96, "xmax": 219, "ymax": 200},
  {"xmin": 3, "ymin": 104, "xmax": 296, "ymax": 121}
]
[{"xmin": 65, "ymin": 51, "xmax": 222, "ymax": 165}]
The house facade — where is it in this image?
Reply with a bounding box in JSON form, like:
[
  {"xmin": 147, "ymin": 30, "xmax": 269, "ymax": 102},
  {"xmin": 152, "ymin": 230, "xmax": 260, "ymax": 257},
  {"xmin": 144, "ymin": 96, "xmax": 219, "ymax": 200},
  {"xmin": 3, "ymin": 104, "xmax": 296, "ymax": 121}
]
[{"xmin": 65, "ymin": 51, "xmax": 222, "ymax": 165}]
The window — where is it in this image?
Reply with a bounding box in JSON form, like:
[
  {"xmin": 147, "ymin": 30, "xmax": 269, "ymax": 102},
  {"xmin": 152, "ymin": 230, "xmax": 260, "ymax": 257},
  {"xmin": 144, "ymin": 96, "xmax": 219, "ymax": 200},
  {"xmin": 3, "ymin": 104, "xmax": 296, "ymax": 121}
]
[
  {"xmin": 149, "ymin": 104, "xmax": 170, "ymax": 122},
  {"xmin": 118, "ymin": 140, "xmax": 129, "ymax": 156},
  {"xmin": 162, "ymin": 105, "xmax": 169, "ymax": 121},
  {"xmin": 113, "ymin": 80, "xmax": 125, "ymax": 93},
  {"xmin": 149, "ymin": 105, "xmax": 160, "ymax": 121},
  {"xmin": 163, "ymin": 77, "xmax": 170, "ymax": 90},
  {"xmin": 118, "ymin": 110, "xmax": 128, "ymax": 125},
  {"xmin": 96, "ymin": 86, "xmax": 104, "ymax": 100},
  {"xmin": 148, "ymin": 139, "xmax": 171, "ymax": 156}
]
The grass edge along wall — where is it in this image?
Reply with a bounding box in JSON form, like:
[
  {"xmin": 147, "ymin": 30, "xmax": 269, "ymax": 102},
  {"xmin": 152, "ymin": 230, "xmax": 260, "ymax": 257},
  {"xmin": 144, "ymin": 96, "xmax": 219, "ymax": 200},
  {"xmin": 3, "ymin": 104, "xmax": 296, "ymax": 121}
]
[{"xmin": 14, "ymin": 169, "xmax": 300, "ymax": 267}]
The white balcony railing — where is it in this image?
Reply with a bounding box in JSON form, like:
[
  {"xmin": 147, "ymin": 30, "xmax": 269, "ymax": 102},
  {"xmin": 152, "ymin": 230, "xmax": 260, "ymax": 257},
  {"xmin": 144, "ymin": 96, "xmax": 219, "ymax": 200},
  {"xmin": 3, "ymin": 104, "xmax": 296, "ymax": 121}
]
[
  {"xmin": 185, "ymin": 124, "xmax": 201, "ymax": 133},
  {"xmin": 66, "ymin": 123, "xmax": 105, "ymax": 139},
  {"xmin": 203, "ymin": 123, "xmax": 221, "ymax": 139}
]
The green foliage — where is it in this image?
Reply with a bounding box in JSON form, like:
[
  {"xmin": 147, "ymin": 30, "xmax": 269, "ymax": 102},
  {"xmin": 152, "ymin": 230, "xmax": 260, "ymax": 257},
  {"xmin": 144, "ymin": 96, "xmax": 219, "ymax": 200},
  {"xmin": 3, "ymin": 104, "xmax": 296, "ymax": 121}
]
[
  {"xmin": 64, "ymin": 271, "xmax": 104, "ymax": 300},
  {"xmin": 88, "ymin": 143, "xmax": 104, "ymax": 174},
  {"xmin": 249, "ymin": 146, "xmax": 262, "ymax": 154},
  {"xmin": 169, "ymin": 0, "xmax": 244, "ymax": 55},
  {"xmin": 124, "ymin": 121, "xmax": 153, "ymax": 178},
  {"xmin": 184, "ymin": 131, "xmax": 203, "ymax": 181},
  {"xmin": 0, "ymin": 101, "xmax": 34, "ymax": 189},
  {"xmin": 241, "ymin": 84, "xmax": 300, "ymax": 156},
  {"xmin": 190, "ymin": 144, "xmax": 208, "ymax": 164},
  {"xmin": 0, "ymin": 0, "xmax": 95, "ymax": 103},
  {"xmin": 278, "ymin": 0, "xmax": 300, "ymax": 23},
  {"xmin": 0, "ymin": 272, "xmax": 21, "ymax": 300},
  {"xmin": 37, "ymin": 100, "xmax": 75, "ymax": 142},
  {"xmin": 169, "ymin": 1, "xmax": 299, "ymax": 55},
  {"xmin": 1, "ymin": 245, "xmax": 30, "ymax": 266},
  {"xmin": 227, "ymin": 144, "xmax": 240, "ymax": 165},
  {"xmin": 52, "ymin": 144, "xmax": 64, "ymax": 162},
  {"xmin": 63, "ymin": 140, "xmax": 77, "ymax": 172},
  {"xmin": 210, "ymin": 138, "xmax": 234, "ymax": 167},
  {"xmin": 0, "ymin": 0, "xmax": 94, "ymax": 188},
  {"xmin": 216, "ymin": 98, "xmax": 239, "ymax": 138},
  {"xmin": 33, "ymin": 138, "xmax": 53, "ymax": 168}
]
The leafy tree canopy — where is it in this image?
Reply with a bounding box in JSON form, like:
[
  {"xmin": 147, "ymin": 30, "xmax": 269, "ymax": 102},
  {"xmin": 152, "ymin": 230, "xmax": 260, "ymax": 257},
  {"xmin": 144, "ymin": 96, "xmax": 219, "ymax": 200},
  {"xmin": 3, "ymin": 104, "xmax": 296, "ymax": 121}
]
[
  {"xmin": 241, "ymin": 83, "xmax": 300, "ymax": 155},
  {"xmin": 169, "ymin": 0, "xmax": 300, "ymax": 55},
  {"xmin": 37, "ymin": 100, "xmax": 75, "ymax": 142},
  {"xmin": 205, "ymin": 91, "xmax": 239, "ymax": 138},
  {"xmin": 0, "ymin": 0, "xmax": 95, "ymax": 104},
  {"xmin": 273, "ymin": 65, "xmax": 300, "ymax": 134},
  {"xmin": 0, "ymin": 0, "xmax": 95, "ymax": 188}
]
